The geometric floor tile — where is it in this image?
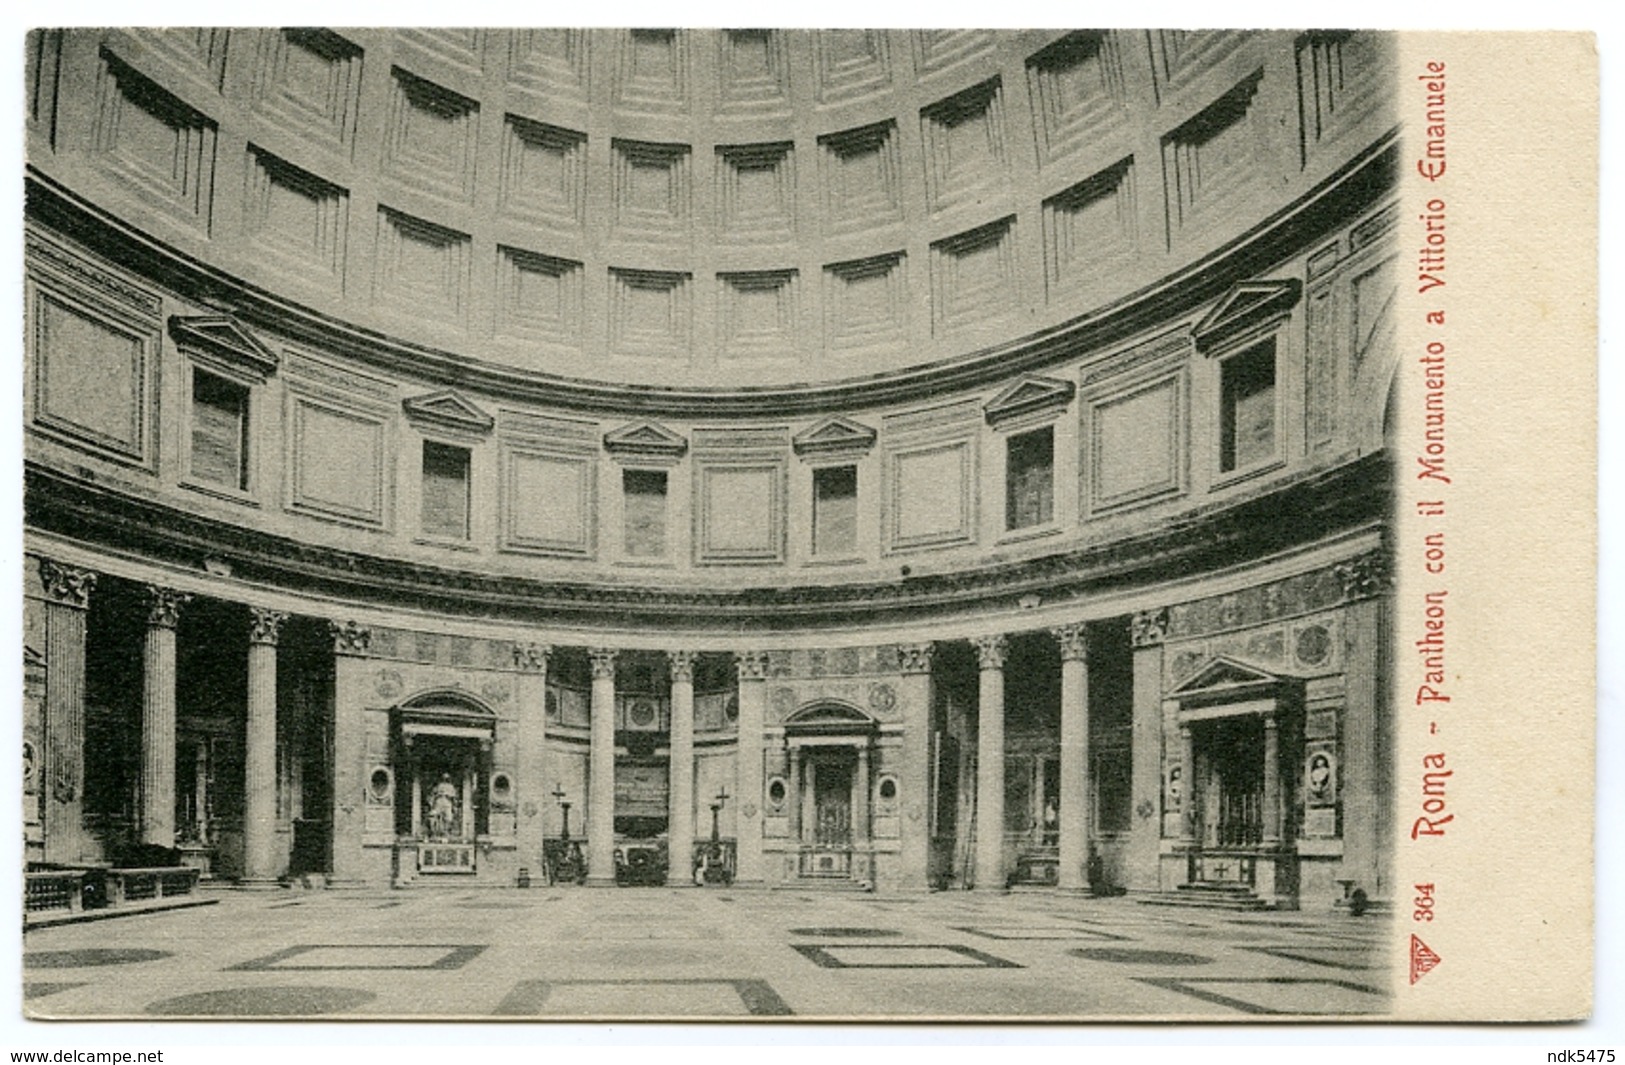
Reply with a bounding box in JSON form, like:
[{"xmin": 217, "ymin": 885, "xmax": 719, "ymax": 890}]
[
  {"xmin": 793, "ymin": 943, "xmax": 1020, "ymax": 969},
  {"xmin": 227, "ymin": 944, "xmax": 486, "ymax": 971},
  {"xmin": 1135, "ymin": 976, "xmax": 1389, "ymax": 1015},
  {"xmin": 494, "ymin": 979, "xmax": 792, "ymax": 1017},
  {"xmin": 955, "ymin": 925, "xmax": 1127, "ymax": 942},
  {"xmin": 23, "ymin": 981, "xmax": 86, "ymax": 999},
  {"xmin": 1239, "ymin": 944, "xmax": 1383, "ymax": 970},
  {"xmin": 1071, "ymin": 947, "xmax": 1214, "ymax": 965},
  {"xmin": 145, "ymin": 986, "xmax": 379, "ymax": 1016},
  {"xmin": 25, "ymin": 948, "xmax": 171, "ymax": 968}
]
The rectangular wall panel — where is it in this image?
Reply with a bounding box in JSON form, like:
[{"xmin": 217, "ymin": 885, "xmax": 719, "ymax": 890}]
[
  {"xmin": 1090, "ymin": 376, "xmax": 1184, "ymax": 511},
  {"xmin": 503, "ymin": 448, "xmax": 594, "ymax": 557},
  {"xmin": 889, "ymin": 440, "xmax": 974, "ymax": 550},
  {"xmin": 29, "ymin": 280, "xmax": 154, "ymax": 465},
  {"xmin": 288, "ymin": 395, "xmax": 389, "ymax": 526},
  {"xmin": 695, "ymin": 463, "xmax": 784, "ymax": 564}
]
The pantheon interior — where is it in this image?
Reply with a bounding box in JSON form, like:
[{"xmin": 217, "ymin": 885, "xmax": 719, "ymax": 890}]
[{"xmin": 22, "ymin": 28, "xmax": 1398, "ymax": 914}]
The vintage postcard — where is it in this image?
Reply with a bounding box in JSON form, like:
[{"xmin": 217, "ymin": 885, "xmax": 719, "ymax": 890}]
[{"xmin": 15, "ymin": 28, "xmax": 1597, "ymax": 1024}]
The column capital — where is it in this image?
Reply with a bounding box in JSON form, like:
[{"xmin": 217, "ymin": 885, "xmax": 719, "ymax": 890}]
[
  {"xmin": 1131, "ymin": 607, "xmax": 1169, "ymax": 647},
  {"xmin": 248, "ymin": 607, "xmax": 289, "ymax": 646},
  {"xmin": 734, "ymin": 649, "xmax": 771, "ymax": 681},
  {"xmin": 145, "ymin": 586, "xmax": 192, "ymax": 630},
  {"xmin": 329, "ymin": 620, "xmax": 372, "ymax": 656},
  {"xmin": 896, "ymin": 642, "xmax": 935, "ymax": 675},
  {"xmin": 1335, "ymin": 549, "xmax": 1392, "ymax": 601},
  {"xmin": 1263, "ymin": 713, "xmax": 1279, "ymax": 731},
  {"xmin": 971, "ymin": 634, "xmax": 1008, "ymax": 670},
  {"xmin": 667, "ymin": 649, "xmax": 698, "ymax": 682},
  {"xmin": 38, "ymin": 559, "xmax": 97, "ymax": 610},
  {"xmin": 1050, "ymin": 623, "xmax": 1088, "ymax": 662},
  {"xmin": 588, "ymin": 646, "xmax": 618, "ymax": 679},
  {"xmin": 1178, "ymin": 724, "xmax": 1193, "ymax": 741},
  {"xmin": 513, "ymin": 641, "xmax": 552, "ymax": 672}
]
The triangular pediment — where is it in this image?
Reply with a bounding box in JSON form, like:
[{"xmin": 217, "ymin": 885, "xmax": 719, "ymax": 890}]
[
  {"xmin": 983, "ymin": 374, "xmax": 1075, "ymax": 427},
  {"xmin": 402, "ymin": 389, "xmax": 495, "ymax": 436},
  {"xmin": 792, "ymin": 415, "xmax": 877, "ymax": 457},
  {"xmin": 604, "ymin": 420, "xmax": 689, "ymax": 461},
  {"xmin": 1191, "ymin": 280, "xmax": 1302, "ymax": 354},
  {"xmin": 168, "ymin": 315, "xmax": 279, "ymax": 378},
  {"xmin": 1169, "ymin": 655, "xmax": 1290, "ymax": 699}
]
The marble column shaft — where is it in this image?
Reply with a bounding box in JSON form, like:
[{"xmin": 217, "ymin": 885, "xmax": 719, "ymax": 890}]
[
  {"xmin": 972, "ymin": 635, "xmax": 1008, "ymax": 892},
  {"xmin": 1178, "ymin": 725, "xmax": 1197, "ymax": 844},
  {"xmin": 896, "ymin": 642, "xmax": 934, "ymax": 891},
  {"xmin": 587, "ymin": 648, "xmax": 618, "ymax": 886},
  {"xmin": 1262, "ymin": 714, "xmax": 1281, "ymax": 844},
  {"xmin": 513, "ymin": 643, "xmax": 550, "ymax": 877},
  {"xmin": 327, "ymin": 620, "xmax": 370, "ymax": 888},
  {"xmin": 1053, "ymin": 625, "xmax": 1090, "ymax": 891},
  {"xmin": 242, "ymin": 608, "xmax": 287, "ymax": 885},
  {"xmin": 733, "ymin": 651, "xmax": 769, "ymax": 885},
  {"xmin": 666, "ymin": 650, "xmax": 696, "ymax": 886},
  {"xmin": 142, "ymin": 587, "xmax": 190, "ymax": 848},
  {"xmin": 39, "ymin": 560, "xmax": 95, "ymax": 864}
]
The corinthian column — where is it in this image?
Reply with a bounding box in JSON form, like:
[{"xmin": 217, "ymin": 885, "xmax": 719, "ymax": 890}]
[
  {"xmin": 666, "ymin": 650, "xmax": 697, "ymax": 886},
  {"xmin": 733, "ymin": 650, "xmax": 770, "ymax": 885},
  {"xmin": 896, "ymin": 641, "xmax": 934, "ymax": 891},
  {"xmin": 141, "ymin": 586, "xmax": 191, "ymax": 848},
  {"xmin": 38, "ymin": 559, "xmax": 96, "ymax": 863},
  {"xmin": 242, "ymin": 607, "xmax": 287, "ymax": 887},
  {"xmin": 586, "ymin": 647, "xmax": 618, "ymax": 886},
  {"xmin": 1051, "ymin": 624, "xmax": 1090, "ymax": 892},
  {"xmin": 513, "ymin": 642, "xmax": 551, "ymax": 879},
  {"xmin": 972, "ymin": 634, "xmax": 1008, "ymax": 892}
]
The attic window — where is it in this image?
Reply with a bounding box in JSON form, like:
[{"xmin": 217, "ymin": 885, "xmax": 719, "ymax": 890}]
[
  {"xmin": 1006, "ymin": 426, "xmax": 1054, "ymax": 530},
  {"xmin": 421, "ymin": 441, "xmax": 471, "ymax": 539}
]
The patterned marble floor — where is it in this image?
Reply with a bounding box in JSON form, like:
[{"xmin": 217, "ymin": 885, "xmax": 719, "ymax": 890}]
[{"xmin": 21, "ymin": 888, "xmax": 1393, "ymax": 1020}]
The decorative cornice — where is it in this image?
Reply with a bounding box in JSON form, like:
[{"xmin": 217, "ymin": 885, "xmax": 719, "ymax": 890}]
[
  {"xmin": 24, "ymin": 138, "xmax": 1396, "ymax": 419},
  {"xmin": 896, "ymin": 642, "xmax": 935, "ymax": 675},
  {"xmin": 1192, "ymin": 279, "xmax": 1303, "ymax": 355},
  {"xmin": 25, "ymin": 451, "xmax": 1389, "ymax": 634},
  {"xmin": 791, "ymin": 415, "xmax": 877, "ymax": 459},
  {"xmin": 667, "ymin": 649, "xmax": 698, "ymax": 683},
  {"xmin": 513, "ymin": 641, "xmax": 552, "ymax": 672},
  {"xmin": 1131, "ymin": 607, "xmax": 1169, "ymax": 647},
  {"xmin": 983, "ymin": 374, "xmax": 1075, "ymax": 428},
  {"xmin": 735, "ymin": 650, "xmax": 771, "ymax": 681},
  {"xmin": 588, "ymin": 647, "xmax": 618, "ymax": 679},
  {"xmin": 168, "ymin": 315, "xmax": 279, "ymax": 380},
  {"xmin": 145, "ymin": 586, "xmax": 191, "ymax": 630},
  {"xmin": 402, "ymin": 389, "xmax": 495, "ymax": 437},
  {"xmin": 330, "ymin": 620, "xmax": 372, "ymax": 655},
  {"xmin": 248, "ymin": 607, "xmax": 289, "ymax": 646},
  {"xmin": 972, "ymin": 634, "xmax": 1008, "ymax": 670},
  {"xmin": 1050, "ymin": 623, "xmax": 1088, "ymax": 662},
  {"xmin": 38, "ymin": 558, "xmax": 96, "ymax": 609}
]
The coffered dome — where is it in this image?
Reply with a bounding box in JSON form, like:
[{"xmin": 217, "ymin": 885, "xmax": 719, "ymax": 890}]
[{"xmin": 28, "ymin": 28, "xmax": 1394, "ymax": 395}]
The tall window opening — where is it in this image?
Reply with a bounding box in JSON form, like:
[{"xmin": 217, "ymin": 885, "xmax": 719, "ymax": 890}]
[
  {"xmin": 812, "ymin": 464, "xmax": 858, "ymax": 557},
  {"xmin": 190, "ymin": 370, "xmax": 250, "ymax": 491},
  {"xmin": 1220, "ymin": 339, "xmax": 1277, "ymax": 473},
  {"xmin": 1006, "ymin": 426, "xmax": 1055, "ymax": 530},
  {"xmin": 421, "ymin": 441, "xmax": 471, "ymax": 539},
  {"xmin": 623, "ymin": 468, "xmax": 668, "ymax": 558}
]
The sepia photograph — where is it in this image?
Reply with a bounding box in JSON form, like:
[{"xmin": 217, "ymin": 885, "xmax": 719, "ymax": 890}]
[{"xmin": 15, "ymin": 25, "xmax": 1598, "ymax": 1027}]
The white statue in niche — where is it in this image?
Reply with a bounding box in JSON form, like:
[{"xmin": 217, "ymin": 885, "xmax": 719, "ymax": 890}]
[{"xmin": 427, "ymin": 773, "xmax": 460, "ymax": 839}]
